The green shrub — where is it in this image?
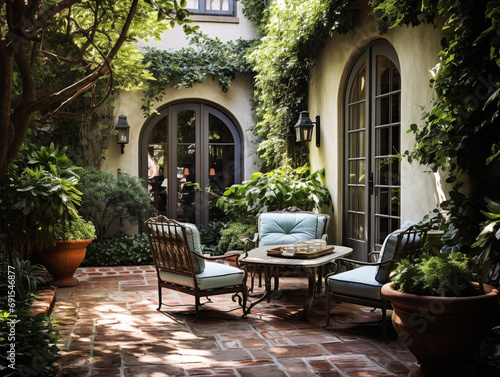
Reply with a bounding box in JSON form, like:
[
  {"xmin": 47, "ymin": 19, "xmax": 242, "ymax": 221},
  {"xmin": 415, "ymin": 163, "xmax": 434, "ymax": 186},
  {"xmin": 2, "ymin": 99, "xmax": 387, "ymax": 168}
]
[
  {"xmin": 81, "ymin": 233, "xmax": 152, "ymax": 267},
  {"xmin": 217, "ymin": 166, "xmax": 332, "ymax": 219},
  {"xmin": 392, "ymin": 252, "xmax": 477, "ymax": 297},
  {"xmin": 216, "ymin": 219, "xmax": 258, "ymax": 255},
  {"xmin": 77, "ymin": 168, "xmax": 152, "ymax": 240},
  {"xmin": 53, "ymin": 214, "xmax": 96, "ymax": 241},
  {"xmin": 0, "ymin": 310, "xmax": 60, "ymax": 376},
  {"xmin": 197, "ymin": 220, "xmax": 227, "ymax": 254},
  {"xmin": 0, "ymin": 143, "xmax": 82, "ymax": 260},
  {"xmin": 0, "ymin": 257, "xmax": 45, "ymax": 311}
]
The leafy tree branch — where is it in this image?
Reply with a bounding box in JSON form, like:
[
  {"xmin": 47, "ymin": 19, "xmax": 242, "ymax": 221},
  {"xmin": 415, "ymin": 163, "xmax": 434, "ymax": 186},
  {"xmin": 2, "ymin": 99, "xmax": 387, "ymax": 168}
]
[{"xmin": 0, "ymin": 0, "xmax": 196, "ymax": 178}]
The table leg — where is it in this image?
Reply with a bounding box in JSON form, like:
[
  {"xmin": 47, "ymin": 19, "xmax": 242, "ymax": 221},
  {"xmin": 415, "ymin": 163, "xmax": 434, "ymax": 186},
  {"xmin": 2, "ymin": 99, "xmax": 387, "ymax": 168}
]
[
  {"xmin": 245, "ymin": 265, "xmax": 272, "ymax": 313},
  {"xmin": 301, "ymin": 266, "xmax": 318, "ymax": 320},
  {"xmin": 316, "ymin": 265, "xmax": 323, "ymax": 294}
]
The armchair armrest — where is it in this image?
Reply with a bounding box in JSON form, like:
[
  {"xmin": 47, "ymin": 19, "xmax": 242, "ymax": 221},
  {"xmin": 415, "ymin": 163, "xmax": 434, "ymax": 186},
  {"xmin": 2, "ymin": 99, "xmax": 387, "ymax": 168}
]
[
  {"xmin": 195, "ymin": 250, "xmax": 243, "ymax": 261},
  {"xmin": 368, "ymin": 250, "xmax": 380, "ymax": 262},
  {"xmin": 325, "ymin": 257, "xmax": 392, "ymax": 278}
]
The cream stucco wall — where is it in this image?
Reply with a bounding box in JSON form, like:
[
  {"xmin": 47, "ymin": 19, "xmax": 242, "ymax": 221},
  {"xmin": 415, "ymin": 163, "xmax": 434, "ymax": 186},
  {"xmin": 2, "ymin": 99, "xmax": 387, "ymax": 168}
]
[
  {"xmin": 102, "ymin": 73, "xmax": 258, "ymax": 179},
  {"xmin": 137, "ymin": 2, "xmax": 258, "ymax": 51},
  {"xmin": 101, "ymin": 3, "xmax": 258, "ymax": 234},
  {"xmin": 308, "ymin": 11, "xmax": 445, "ymax": 244}
]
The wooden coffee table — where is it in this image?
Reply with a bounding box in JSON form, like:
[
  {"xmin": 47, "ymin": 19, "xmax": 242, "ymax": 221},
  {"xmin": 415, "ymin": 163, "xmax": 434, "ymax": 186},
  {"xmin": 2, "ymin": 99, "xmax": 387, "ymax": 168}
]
[{"xmin": 239, "ymin": 244, "xmax": 352, "ymax": 320}]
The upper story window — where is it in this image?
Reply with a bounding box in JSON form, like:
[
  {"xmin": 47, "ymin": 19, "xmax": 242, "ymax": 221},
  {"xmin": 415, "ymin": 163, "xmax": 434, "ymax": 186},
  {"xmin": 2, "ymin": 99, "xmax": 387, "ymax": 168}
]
[{"xmin": 186, "ymin": 0, "xmax": 236, "ymax": 16}]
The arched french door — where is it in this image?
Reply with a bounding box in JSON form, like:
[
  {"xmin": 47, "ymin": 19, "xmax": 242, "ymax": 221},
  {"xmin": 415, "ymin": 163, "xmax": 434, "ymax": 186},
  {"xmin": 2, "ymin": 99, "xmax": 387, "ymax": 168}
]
[
  {"xmin": 343, "ymin": 41, "xmax": 401, "ymax": 260},
  {"xmin": 140, "ymin": 101, "xmax": 242, "ymax": 226}
]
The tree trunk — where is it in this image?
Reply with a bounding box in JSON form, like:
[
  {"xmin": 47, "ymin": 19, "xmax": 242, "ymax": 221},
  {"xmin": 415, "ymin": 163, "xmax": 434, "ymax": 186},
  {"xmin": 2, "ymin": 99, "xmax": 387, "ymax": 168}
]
[{"xmin": 0, "ymin": 41, "xmax": 16, "ymax": 178}]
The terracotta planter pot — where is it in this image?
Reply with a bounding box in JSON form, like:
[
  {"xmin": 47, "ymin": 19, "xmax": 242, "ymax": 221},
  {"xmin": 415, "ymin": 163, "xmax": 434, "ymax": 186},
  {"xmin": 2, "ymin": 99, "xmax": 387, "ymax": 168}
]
[
  {"xmin": 381, "ymin": 282, "xmax": 499, "ymax": 377},
  {"xmin": 40, "ymin": 239, "xmax": 92, "ymax": 287}
]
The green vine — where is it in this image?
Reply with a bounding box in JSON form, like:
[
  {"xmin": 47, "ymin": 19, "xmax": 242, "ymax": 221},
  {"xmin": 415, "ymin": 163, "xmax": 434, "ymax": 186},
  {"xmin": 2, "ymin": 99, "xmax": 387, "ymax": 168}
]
[
  {"xmin": 248, "ymin": 0, "xmax": 356, "ymax": 171},
  {"xmin": 240, "ymin": 0, "xmax": 271, "ymax": 28},
  {"xmin": 373, "ymin": 0, "xmax": 500, "ymax": 248},
  {"xmin": 141, "ymin": 33, "xmax": 255, "ymax": 116}
]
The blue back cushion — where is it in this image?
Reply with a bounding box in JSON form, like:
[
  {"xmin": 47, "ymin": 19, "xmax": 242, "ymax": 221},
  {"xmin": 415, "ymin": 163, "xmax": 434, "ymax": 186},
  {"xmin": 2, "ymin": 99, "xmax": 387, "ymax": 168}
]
[
  {"xmin": 375, "ymin": 220, "xmax": 415, "ymax": 283},
  {"xmin": 258, "ymin": 213, "xmax": 328, "ymax": 247},
  {"xmin": 179, "ymin": 222, "xmax": 205, "ymax": 274}
]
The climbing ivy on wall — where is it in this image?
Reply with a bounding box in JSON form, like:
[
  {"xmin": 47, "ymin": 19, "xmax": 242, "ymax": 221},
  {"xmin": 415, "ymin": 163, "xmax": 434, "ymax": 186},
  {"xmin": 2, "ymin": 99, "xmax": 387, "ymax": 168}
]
[
  {"xmin": 248, "ymin": 0, "xmax": 356, "ymax": 171},
  {"xmin": 372, "ymin": 0, "xmax": 500, "ymax": 248},
  {"xmin": 249, "ymin": 0, "xmax": 499, "ymax": 248},
  {"xmin": 240, "ymin": 0, "xmax": 270, "ymax": 29},
  {"xmin": 141, "ymin": 33, "xmax": 255, "ymax": 116}
]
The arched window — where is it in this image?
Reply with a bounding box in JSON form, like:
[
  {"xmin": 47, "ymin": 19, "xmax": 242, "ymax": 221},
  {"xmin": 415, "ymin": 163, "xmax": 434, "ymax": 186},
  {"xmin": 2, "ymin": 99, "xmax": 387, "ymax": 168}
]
[
  {"xmin": 140, "ymin": 102, "xmax": 242, "ymax": 226},
  {"xmin": 343, "ymin": 41, "xmax": 401, "ymax": 260}
]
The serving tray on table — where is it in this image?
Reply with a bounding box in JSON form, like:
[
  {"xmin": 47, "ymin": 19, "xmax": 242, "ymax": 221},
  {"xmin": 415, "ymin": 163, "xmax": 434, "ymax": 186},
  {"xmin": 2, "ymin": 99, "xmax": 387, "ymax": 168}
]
[{"xmin": 266, "ymin": 246, "xmax": 335, "ymax": 259}]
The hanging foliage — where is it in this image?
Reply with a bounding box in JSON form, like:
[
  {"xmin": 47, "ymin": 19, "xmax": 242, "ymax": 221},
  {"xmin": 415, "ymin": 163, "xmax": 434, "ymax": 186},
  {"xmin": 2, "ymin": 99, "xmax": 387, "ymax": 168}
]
[
  {"xmin": 372, "ymin": 0, "xmax": 500, "ymax": 248},
  {"xmin": 248, "ymin": 0, "xmax": 356, "ymax": 171},
  {"xmin": 141, "ymin": 33, "xmax": 255, "ymax": 116}
]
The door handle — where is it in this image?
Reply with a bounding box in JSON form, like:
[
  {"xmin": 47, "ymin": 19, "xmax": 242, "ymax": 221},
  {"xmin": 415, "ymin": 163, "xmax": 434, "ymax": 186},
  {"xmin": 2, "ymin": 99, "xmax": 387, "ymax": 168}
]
[{"xmin": 368, "ymin": 172, "xmax": 374, "ymax": 195}]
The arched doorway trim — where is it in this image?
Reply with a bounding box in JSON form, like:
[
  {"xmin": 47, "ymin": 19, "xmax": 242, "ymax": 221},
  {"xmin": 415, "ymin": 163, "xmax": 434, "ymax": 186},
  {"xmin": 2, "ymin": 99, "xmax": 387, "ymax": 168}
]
[{"xmin": 139, "ymin": 100, "xmax": 243, "ymax": 226}]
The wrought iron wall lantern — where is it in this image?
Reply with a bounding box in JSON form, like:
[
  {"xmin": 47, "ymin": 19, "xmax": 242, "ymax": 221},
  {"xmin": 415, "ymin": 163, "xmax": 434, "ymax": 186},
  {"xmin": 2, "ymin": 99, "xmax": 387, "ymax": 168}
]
[
  {"xmin": 294, "ymin": 111, "xmax": 320, "ymax": 147},
  {"xmin": 116, "ymin": 114, "xmax": 130, "ymax": 154}
]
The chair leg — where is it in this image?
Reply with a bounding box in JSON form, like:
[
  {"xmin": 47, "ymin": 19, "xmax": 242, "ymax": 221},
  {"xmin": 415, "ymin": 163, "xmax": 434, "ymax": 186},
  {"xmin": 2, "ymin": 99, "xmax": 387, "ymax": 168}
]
[
  {"xmin": 157, "ymin": 284, "xmax": 162, "ymax": 311},
  {"xmin": 194, "ymin": 296, "xmax": 201, "ymax": 321},
  {"xmin": 381, "ymin": 299, "xmax": 387, "ymax": 339},
  {"xmin": 241, "ymin": 285, "xmax": 249, "ymax": 317},
  {"xmin": 324, "ymin": 292, "xmax": 332, "ymax": 328}
]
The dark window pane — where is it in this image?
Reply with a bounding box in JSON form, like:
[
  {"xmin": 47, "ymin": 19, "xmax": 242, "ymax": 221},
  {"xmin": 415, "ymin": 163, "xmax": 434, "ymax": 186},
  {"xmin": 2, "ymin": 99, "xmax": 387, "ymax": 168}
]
[
  {"xmin": 148, "ymin": 145, "xmax": 168, "ymax": 215},
  {"xmin": 149, "ymin": 117, "xmax": 168, "ymax": 144},
  {"xmin": 177, "ymin": 142, "xmax": 196, "ymax": 223},
  {"xmin": 391, "ymin": 125, "xmax": 400, "ymax": 155},
  {"xmin": 392, "ymin": 157, "xmax": 400, "ymax": 185},
  {"xmin": 350, "ymin": 64, "xmax": 366, "ymax": 102},
  {"xmin": 391, "ymin": 189, "xmax": 401, "ymax": 216},
  {"xmin": 177, "ymin": 110, "xmax": 196, "ymax": 143},
  {"xmin": 377, "ymin": 56, "xmax": 390, "ymax": 95},
  {"xmin": 209, "ymin": 145, "xmax": 235, "ymax": 191},
  {"xmin": 349, "ymin": 213, "xmax": 365, "ymax": 240},
  {"xmin": 392, "ymin": 62, "xmax": 401, "ymax": 91},
  {"xmin": 376, "ymin": 187, "xmax": 390, "ymax": 215},
  {"xmin": 377, "ymin": 216, "xmax": 389, "ymax": 245},
  {"xmin": 348, "ymin": 130, "xmax": 366, "ymax": 158},
  {"xmin": 377, "ymin": 159, "xmax": 390, "ymax": 185},
  {"xmin": 349, "ymin": 102, "xmax": 366, "ymax": 131},
  {"xmin": 391, "ymin": 93, "xmax": 401, "ymax": 123},
  {"xmin": 377, "ymin": 96, "xmax": 389, "ymax": 125},
  {"xmin": 376, "ymin": 127, "xmax": 390, "ymax": 156},
  {"xmin": 209, "ymin": 114, "xmax": 234, "ymax": 143}
]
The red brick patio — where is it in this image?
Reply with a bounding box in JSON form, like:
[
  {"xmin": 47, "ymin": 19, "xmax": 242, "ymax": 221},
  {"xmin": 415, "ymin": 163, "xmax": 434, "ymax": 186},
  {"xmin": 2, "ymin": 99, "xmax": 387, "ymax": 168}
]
[{"xmin": 52, "ymin": 265, "xmax": 417, "ymax": 376}]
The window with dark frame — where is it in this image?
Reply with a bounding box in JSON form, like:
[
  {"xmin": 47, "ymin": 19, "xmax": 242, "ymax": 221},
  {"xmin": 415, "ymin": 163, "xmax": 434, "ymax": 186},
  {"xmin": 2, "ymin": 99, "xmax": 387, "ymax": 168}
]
[{"xmin": 185, "ymin": 0, "xmax": 236, "ymax": 16}]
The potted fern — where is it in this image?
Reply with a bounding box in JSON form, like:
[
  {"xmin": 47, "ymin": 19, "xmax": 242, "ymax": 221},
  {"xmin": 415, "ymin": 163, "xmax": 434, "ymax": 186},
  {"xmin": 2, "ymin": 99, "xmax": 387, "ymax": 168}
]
[{"xmin": 382, "ymin": 247, "xmax": 499, "ymax": 377}]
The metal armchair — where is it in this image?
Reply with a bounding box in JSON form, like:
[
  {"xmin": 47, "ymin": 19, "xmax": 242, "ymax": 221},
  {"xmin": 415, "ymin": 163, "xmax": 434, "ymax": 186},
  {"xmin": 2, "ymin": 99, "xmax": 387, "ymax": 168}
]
[
  {"xmin": 145, "ymin": 216, "xmax": 248, "ymax": 318},
  {"xmin": 325, "ymin": 222, "xmax": 427, "ymax": 337}
]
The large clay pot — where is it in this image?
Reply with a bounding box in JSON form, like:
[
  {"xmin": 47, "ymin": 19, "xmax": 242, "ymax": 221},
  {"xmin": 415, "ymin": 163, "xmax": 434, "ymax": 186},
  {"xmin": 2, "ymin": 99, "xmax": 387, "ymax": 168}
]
[
  {"xmin": 40, "ymin": 239, "xmax": 92, "ymax": 287},
  {"xmin": 381, "ymin": 282, "xmax": 499, "ymax": 377}
]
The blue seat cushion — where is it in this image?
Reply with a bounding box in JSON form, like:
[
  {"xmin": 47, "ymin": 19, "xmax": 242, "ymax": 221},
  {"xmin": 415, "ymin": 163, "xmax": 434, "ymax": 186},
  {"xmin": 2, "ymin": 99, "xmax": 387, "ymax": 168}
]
[
  {"xmin": 258, "ymin": 213, "xmax": 328, "ymax": 246},
  {"xmin": 327, "ymin": 266, "xmax": 384, "ymax": 301},
  {"xmin": 159, "ymin": 261, "xmax": 245, "ymax": 291}
]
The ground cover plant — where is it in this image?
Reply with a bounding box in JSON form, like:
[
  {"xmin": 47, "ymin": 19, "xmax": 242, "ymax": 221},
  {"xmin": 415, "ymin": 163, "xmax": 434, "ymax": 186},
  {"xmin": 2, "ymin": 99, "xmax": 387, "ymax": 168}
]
[{"xmin": 81, "ymin": 233, "xmax": 153, "ymax": 267}]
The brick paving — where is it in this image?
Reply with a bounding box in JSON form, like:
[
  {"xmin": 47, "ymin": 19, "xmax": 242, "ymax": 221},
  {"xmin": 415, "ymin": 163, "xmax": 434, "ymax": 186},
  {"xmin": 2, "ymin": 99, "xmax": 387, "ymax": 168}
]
[{"xmin": 52, "ymin": 265, "xmax": 417, "ymax": 377}]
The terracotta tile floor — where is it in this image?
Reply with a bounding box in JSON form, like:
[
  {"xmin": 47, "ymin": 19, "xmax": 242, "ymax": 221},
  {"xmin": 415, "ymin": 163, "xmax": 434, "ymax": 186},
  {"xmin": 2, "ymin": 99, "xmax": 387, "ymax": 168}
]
[{"xmin": 52, "ymin": 266, "xmax": 417, "ymax": 377}]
